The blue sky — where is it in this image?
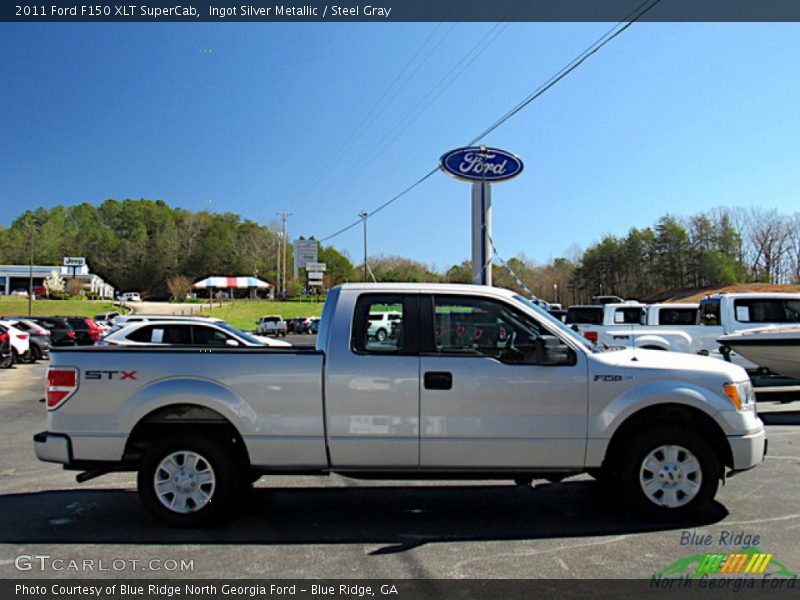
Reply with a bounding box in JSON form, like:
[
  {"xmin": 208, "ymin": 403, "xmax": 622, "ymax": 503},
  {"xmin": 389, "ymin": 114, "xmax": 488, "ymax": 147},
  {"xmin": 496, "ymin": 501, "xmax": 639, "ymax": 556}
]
[{"xmin": 1, "ymin": 22, "xmax": 799, "ymax": 270}]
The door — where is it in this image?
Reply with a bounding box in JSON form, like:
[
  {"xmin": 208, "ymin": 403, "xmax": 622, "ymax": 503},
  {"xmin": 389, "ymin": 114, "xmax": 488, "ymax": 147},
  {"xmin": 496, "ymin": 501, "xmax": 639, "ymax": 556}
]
[
  {"xmin": 420, "ymin": 294, "xmax": 588, "ymax": 469},
  {"xmin": 324, "ymin": 292, "xmax": 420, "ymax": 468}
]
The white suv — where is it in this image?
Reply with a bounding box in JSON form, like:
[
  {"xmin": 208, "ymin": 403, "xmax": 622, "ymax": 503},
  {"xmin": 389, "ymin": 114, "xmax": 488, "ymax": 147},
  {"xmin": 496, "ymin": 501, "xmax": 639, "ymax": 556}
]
[
  {"xmin": 367, "ymin": 312, "xmax": 402, "ymax": 342},
  {"xmin": 119, "ymin": 292, "xmax": 141, "ymax": 302}
]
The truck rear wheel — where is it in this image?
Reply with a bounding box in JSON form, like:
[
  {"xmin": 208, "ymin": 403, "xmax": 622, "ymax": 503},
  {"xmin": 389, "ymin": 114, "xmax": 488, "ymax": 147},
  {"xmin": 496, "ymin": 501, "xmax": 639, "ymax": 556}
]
[
  {"xmin": 137, "ymin": 434, "xmax": 241, "ymax": 527},
  {"xmin": 619, "ymin": 426, "xmax": 720, "ymax": 518}
]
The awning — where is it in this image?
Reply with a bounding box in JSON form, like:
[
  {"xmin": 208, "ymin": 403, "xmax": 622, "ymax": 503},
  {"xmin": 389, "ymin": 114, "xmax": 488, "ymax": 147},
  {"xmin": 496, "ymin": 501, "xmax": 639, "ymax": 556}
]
[{"xmin": 192, "ymin": 276, "xmax": 272, "ymax": 289}]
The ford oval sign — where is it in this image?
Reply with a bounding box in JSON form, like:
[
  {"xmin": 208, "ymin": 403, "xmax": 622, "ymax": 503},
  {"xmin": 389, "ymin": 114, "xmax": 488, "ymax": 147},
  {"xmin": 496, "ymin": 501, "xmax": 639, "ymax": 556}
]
[{"xmin": 439, "ymin": 146, "xmax": 523, "ymax": 183}]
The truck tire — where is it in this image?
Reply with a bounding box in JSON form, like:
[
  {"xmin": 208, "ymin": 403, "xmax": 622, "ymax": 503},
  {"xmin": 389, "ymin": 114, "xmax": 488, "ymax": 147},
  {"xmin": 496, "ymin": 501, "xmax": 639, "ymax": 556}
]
[
  {"xmin": 375, "ymin": 328, "xmax": 387, "ymax": 342},
  {"xmin": 137, "ymin": 434, "xmax": 241, "ymax": 527},
  {"xmin": 619, "ymin": 426, "xmax": 720, "ymax": 518}
]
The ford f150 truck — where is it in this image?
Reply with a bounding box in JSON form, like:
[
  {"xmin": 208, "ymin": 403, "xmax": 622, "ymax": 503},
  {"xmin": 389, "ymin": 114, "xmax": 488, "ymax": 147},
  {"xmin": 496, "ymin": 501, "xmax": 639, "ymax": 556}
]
[{"xmin": 35, "ymin": 284, "xmax": 766, "ymax": 526}]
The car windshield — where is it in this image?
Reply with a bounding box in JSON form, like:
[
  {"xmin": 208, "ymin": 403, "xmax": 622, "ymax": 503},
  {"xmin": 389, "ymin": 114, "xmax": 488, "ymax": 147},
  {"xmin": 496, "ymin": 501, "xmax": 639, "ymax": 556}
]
[
  {"xmin": 513, "ymin": 295, "xmax": 595, "ymax": 351},
  {"xmin": 215, "ymin": 321, "xmax": 265, "ymax": 345}
]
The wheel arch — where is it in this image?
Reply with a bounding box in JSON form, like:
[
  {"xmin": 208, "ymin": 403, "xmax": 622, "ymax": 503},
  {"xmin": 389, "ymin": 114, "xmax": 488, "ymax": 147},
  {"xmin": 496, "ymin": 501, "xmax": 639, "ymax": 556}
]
[
  {"xmin": 123, "ymin": 403, "xmax": 251, "ymax": 469},
  {"xmin": 603, "ymin": 403, "xmax": 733, "ymax": 473}
]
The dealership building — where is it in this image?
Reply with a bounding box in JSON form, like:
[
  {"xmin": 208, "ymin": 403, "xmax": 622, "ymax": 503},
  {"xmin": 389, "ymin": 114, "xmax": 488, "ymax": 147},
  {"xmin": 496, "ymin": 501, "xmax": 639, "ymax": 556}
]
[{"xmin": 0, "ymin": 263, "xmax": 115, "ymax": 299}]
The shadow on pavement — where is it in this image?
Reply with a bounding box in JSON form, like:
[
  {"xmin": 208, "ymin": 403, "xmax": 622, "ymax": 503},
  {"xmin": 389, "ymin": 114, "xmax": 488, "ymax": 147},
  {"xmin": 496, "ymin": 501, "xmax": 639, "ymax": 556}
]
[
  {"xmin": 761, "ymin": 411, "xmax": 800, "ymax": 426},
  {"xmin": 0, "ymin": 480, "xmax": 728, "ymax": 552}
]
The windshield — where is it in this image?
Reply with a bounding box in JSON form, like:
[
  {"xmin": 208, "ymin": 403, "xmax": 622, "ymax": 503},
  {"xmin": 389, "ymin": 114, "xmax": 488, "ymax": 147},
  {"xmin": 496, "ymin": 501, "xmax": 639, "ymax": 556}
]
[
  {"xmin": 514, "ymin": 295, "xmax": 595, "ymax": 351},
  {"xmin": 216, "ymin": 321, "xmax": 265, "ymax": 345}
]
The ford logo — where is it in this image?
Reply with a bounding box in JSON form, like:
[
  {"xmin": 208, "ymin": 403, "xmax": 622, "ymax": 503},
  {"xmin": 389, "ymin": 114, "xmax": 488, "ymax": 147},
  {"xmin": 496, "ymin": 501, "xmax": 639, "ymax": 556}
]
[{"xmin": 439, "ymin": 146, "xmax": 523, "ymax": 183}]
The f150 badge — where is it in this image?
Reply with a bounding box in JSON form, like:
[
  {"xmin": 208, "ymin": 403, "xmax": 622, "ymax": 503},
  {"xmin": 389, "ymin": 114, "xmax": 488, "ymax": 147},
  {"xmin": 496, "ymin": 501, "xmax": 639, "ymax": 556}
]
[
  {"xmin": 593, "ymin": 374, "xmax": 634, "ymax": 382},
  {"xmin": 85, "ymin": 370, "xmax": 137, "ymax": 380}
]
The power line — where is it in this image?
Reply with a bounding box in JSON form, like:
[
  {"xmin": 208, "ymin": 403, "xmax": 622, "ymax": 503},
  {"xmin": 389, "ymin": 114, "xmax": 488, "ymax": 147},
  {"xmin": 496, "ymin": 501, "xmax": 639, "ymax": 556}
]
[
  {"xmin": 317, "ymin": 0, "xmax": 661, "ymax": 244},
  {"xmin": 290, "ymin": 0, "xmax": 464, "ymax": 220}
]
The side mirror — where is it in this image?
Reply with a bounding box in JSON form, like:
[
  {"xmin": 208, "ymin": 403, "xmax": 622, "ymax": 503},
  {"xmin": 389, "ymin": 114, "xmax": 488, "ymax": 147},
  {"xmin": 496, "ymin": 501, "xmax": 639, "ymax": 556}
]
[
  {"xmin": 225, "ymin": 339, "xmax": 240, "ymax": 347},
  {"xmin": 536, "ymin": 335, "xmax": 575, "ymax": 366}
]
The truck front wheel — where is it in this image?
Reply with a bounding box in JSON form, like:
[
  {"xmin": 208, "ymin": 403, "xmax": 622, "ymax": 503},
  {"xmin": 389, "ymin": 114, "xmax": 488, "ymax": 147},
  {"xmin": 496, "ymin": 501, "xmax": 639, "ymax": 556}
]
[
  {"xmin": 619, "ymin": 426, "xmax": 720, "ymax": 518},
  {"xmin": 137, "ymin": 434, "xmax": 241, "ymax": 527}
]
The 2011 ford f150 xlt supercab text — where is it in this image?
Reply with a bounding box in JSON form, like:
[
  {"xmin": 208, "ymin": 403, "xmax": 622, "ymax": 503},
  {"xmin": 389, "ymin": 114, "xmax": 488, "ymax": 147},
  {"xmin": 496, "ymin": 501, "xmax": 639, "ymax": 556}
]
[{"xmin": 35, "ymin": 284, "xmax": 766, "ymax": 526}]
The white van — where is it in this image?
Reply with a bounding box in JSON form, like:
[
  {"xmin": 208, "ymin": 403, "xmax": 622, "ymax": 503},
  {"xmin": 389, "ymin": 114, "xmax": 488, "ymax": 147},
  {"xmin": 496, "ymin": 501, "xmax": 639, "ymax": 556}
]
[{"xmin": 119, "ymin": 292, "xmax": 142, "ymax": 302}]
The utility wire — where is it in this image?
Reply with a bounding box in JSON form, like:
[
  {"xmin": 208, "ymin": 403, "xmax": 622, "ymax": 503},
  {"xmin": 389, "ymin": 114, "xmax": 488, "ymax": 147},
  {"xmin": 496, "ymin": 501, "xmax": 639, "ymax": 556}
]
[{"xmin": 318, "ymin": 0, "xmax": 661, "ymax": 243}]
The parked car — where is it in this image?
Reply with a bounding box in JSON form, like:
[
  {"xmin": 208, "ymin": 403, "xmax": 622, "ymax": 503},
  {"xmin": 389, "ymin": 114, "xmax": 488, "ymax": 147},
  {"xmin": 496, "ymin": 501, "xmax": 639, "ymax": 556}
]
[
  {"xmin": 256, "ymin": 315, "xmax": 287, "ymax": 337},
  {"xmin": 26, "ymin": 317, "xmax": 77, "ymax": 347},
  {"xmin": 99, "ymin": 319, "xmax": 291, "ymax": 348},
  {"xmin": 119, "ymin": 292, "xmax": 142, "ymax": 302},
  {"xmin": 36, "ymin": 283, "xmax": 766, "ymax": 527},
  {"xmin": 288, "ymin": 317, "xmax": 312, "ymax": 334},
  {"xmin": 10, "ymin": 288, "xmax": 29, "ymax": 297},
  {"xmin": 309, "ymin": 318, "xmax": 320, "ymax": 335},
  {"xmin": 367, "ymin": 311, "xmax": 402, "ymax": 341},
  {"xmin": 0, "ymin": 326, "xmax": 12, "ymax": 368},
  {"xmin": 0, "ymin": 319, "xmax": 31, "ymax": 363},
  {"xmin": 94, "ymin": 311, "xmax": 122, "ymax": 325},
  {"xmin": 64, "ymin": 317, "xmax": 103, "ymax": 345},
  {"xmin": 4, "ymin": 318, "xmax": 51, "ymax": 361}
]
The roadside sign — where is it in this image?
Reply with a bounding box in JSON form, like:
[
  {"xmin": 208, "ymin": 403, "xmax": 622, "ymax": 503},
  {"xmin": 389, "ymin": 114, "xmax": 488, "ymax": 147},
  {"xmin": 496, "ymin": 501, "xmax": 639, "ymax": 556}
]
[
  {"xmin": 63, "ymin": 256, "xmax": 86, "ymax": 267},
  {"xmin": 307, "ymin": 272, "xmax": 324, "ymax": 279},
  {"xmin": 439, "ymin": 146, "xmax": 523, "ymax": 183},
  {"xmin": 308, "ymin": 280, "xmax": 324, "ymax": 287},
  {"xmin": 305, "ymin": 262, "xmax": 326, "ymax": 272}
]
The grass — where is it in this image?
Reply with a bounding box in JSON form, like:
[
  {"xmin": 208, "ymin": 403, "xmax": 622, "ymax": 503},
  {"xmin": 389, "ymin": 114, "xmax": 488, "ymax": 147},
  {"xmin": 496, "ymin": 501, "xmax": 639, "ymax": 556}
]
[
  {"xmin": 199, "ymin": 300, "xmax": 325, "ymax": 330},
  {"xmin": 0, "ymin": 296, "xmax": 125, "ymax": 318}
]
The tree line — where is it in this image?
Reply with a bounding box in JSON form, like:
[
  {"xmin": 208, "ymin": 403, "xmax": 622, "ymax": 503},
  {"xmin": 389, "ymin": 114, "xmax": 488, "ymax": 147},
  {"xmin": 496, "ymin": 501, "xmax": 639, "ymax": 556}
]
[
  {"xmin": 1, "ymin": 200, "xmax": 797, "ymax": 302},
  {"xmin": 0, "ymin": 199, "xmax": 354, "ymax": 297}
]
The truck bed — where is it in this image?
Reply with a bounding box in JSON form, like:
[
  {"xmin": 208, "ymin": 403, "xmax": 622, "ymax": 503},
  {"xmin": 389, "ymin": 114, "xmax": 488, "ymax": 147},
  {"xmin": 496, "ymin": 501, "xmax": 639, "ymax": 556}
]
[{"xmin": 47, "ymin": 346, "xmax": 328, "ymax": 469}]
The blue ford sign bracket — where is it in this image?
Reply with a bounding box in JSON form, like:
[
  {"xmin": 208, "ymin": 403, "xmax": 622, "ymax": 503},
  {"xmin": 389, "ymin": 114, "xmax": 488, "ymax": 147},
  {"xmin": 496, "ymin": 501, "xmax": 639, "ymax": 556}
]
[{"xmin": 439, "ymin": 146, "xmax": 524, "ymax": 183}]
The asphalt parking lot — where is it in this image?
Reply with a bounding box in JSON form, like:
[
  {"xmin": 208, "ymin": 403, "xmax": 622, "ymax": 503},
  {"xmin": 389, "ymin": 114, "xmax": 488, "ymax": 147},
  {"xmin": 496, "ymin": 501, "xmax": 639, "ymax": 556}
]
[{"xmin": 1, "ymin": 359, "xmax": 800, "ymax": 580}]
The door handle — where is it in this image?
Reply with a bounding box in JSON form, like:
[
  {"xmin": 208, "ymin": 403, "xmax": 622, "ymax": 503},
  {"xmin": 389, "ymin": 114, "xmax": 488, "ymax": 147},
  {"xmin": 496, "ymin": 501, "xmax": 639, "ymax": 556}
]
[{"xmin": 424, "ymin": 371, "xmax": 452, "ymax": 390}]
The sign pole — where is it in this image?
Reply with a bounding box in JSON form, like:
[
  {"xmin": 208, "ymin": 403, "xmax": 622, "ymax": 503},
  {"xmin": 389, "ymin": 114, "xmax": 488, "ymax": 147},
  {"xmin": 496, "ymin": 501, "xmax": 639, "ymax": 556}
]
[{"xmin": 471, "ymin": 182, "xmax": 492, "ymax": 285}]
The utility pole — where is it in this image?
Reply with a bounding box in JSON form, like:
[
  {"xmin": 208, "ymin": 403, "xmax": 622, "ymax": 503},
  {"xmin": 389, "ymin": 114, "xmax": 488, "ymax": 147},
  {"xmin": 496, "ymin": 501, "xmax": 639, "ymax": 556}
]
[
  {"xmin": 276, "ymin": 210, "xmax": 292, "ymax": 299},
  {"xmin": 27, "ymin": 217, "xmax": 35, "ymax": 317},
  {"xmin": 359, "ymin": 210, "xmax": 368, "ymax": 283}
]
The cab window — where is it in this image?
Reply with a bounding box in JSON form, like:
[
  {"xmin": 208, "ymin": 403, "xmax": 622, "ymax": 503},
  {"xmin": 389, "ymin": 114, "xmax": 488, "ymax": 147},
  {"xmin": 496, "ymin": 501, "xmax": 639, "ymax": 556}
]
[{"xmin": 430, "ymin": 295, "xmax": 574, "ymax": 365}]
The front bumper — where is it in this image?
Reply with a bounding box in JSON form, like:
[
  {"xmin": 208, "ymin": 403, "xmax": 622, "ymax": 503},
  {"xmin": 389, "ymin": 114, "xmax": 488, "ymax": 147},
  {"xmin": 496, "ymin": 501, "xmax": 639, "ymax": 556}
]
[
  {"xmin": 33, "ymin": 431, "xmax": 72, "ymax": 464},
  {"xmin": 728, "ymin": 427, "xmax": 767, "ymax": 471}
]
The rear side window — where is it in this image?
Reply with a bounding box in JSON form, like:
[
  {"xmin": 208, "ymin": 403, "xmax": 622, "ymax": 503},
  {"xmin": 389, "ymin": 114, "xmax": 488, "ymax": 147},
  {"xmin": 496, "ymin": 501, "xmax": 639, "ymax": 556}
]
[
  {"xmin": 352, "ymin": 295, "xmax": 413, "ymax": 354},
  {"xmin": 658, "ymin": 308, "xmax": 698, "ymax": 326},
  {"xmin": 733, "ymin": 298, "xmax": 800, "ymax": 323},
  {"xmin": 565, "ymin": 306, "xmax": 603, "ymax": 325}
]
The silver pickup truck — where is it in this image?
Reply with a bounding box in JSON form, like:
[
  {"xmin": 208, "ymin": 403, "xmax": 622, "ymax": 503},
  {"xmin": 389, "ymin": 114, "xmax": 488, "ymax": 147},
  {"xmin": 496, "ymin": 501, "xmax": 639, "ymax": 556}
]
[{"xmin": 35, "ymin": 283, "xmax": 766, "ymax": 526}]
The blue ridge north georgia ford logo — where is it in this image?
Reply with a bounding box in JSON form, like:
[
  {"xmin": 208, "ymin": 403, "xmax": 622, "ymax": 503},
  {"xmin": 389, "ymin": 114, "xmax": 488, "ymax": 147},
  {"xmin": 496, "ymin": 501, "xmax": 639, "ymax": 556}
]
[{"xmin": 439, "ymin": 146, "xmax": 523, "ymax": 183}]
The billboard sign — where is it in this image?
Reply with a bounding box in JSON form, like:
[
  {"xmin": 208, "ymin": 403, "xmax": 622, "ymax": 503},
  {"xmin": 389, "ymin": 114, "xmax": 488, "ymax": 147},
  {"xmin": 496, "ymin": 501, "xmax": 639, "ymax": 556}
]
[
  {"xmin": 63, "ymin": 256, "xmax": 86, "ymax": 267},
  {"xmin": 293, "ymin": 240, "xmax": 318, "ymax": 278}
]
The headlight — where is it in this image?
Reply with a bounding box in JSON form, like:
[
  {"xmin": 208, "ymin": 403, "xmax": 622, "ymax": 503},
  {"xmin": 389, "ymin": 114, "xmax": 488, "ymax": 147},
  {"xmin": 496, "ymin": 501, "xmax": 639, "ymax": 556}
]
[{"xmin": 723, "ymin": 381, "xmax": 753, "ymax": 411}]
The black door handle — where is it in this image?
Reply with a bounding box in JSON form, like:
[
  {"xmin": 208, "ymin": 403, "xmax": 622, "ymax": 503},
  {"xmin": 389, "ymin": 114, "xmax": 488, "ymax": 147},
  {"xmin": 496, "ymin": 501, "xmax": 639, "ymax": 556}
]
[{"xmin": 424, "ymin": 371, "xmax": 452, "ymax": 390}]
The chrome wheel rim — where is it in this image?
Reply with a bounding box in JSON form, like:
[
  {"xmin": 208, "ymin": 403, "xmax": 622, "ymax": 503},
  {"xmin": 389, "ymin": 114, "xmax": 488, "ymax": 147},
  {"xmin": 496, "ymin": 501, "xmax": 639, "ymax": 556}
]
[
  {"xmin": 154, "ymin": 451, "xmax": 216, "ymax": 514},
  {"xmin": 639, "ymin": 444, "xmax": 702, "ymax": 508}
]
